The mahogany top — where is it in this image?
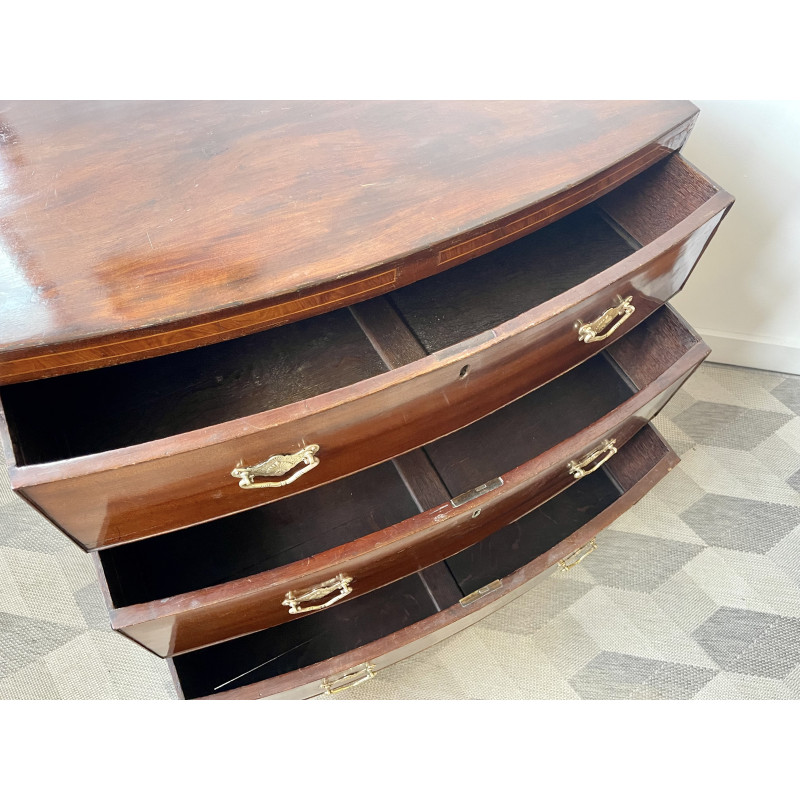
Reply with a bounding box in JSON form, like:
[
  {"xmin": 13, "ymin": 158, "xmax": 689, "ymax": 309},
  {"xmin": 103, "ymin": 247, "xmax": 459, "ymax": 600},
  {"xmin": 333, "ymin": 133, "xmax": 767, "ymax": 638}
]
[{"xmin": 0, "ymin": 100, "xmax": 697, "ymax": 383}]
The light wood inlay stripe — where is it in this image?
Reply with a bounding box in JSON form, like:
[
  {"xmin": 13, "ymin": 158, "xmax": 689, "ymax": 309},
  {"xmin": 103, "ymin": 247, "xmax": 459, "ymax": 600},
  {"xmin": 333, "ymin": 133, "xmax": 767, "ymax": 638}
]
[
  {"xmin": 0, "ymin": 269, "xmax": 397, "ymax": 383},
  {"xmin": 437, "ymin": 146, "xmax": 668, "ymax": 267}
]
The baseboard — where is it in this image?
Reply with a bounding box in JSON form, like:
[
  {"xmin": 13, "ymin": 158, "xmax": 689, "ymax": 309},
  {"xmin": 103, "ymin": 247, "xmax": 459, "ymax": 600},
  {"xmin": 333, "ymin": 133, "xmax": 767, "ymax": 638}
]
[{"xmin": 698, "ymin": 328, "xmax": 800, "ymax": 375}]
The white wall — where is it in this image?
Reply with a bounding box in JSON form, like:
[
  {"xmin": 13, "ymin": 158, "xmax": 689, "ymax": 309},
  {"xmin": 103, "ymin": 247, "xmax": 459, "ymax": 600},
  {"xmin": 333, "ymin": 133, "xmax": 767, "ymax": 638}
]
[{"xmin": 672, "ymin": 101, "xmax": 800, "ymax": 375}]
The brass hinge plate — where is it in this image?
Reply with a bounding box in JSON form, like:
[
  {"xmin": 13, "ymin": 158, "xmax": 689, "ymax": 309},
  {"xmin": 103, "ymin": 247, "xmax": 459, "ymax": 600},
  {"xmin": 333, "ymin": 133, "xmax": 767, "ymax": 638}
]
[
  {"xmin": 451, "ymin": 477, "xmax": 503, "ymax": 508},
  {"xmin": 460, "ymin": 579, "xmax": 503, "ymax": 607}
]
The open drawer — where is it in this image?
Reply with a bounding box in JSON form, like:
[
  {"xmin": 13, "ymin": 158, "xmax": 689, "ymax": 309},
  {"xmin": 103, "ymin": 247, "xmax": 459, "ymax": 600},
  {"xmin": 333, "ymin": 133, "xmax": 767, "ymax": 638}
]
[
  {"xmin": 169, "ymin": 423, "xmax": 679, "ymax": 699},
  {"xmin": 0, "ymin": 155, "xmax": 731, "ymax": 550},
  {"xmin": 96, "ymin": 305, "xmax": 708, "ymax": 657}
]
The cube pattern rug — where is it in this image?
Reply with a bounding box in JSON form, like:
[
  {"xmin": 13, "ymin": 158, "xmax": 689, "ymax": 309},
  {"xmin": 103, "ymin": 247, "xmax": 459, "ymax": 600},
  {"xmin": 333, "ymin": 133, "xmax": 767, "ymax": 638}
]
[{"xmin": 2, "ymin": 363, "xmax": 799, "ymax": 700}]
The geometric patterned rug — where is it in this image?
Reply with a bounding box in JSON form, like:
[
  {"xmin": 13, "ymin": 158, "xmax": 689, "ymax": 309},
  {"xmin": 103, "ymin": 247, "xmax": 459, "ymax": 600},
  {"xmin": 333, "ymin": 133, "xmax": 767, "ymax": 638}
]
[{"xmin": 2, "ymin": 362, "xmax": 800, "ymax": 699}]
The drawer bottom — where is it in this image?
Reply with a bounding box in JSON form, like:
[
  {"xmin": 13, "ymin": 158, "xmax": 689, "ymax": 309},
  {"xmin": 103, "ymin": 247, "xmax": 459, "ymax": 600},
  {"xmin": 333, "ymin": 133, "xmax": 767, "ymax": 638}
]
[{"xmin": 171, "ymin": 424, "xmax": 678, "ymax": 700}]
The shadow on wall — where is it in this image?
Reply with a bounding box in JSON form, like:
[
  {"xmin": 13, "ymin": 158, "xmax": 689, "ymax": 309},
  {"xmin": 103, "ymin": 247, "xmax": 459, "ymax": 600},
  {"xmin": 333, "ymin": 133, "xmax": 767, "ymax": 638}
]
[{"xmin": 673, "ymin": 101, "xmax": 800, "ymax": 373}]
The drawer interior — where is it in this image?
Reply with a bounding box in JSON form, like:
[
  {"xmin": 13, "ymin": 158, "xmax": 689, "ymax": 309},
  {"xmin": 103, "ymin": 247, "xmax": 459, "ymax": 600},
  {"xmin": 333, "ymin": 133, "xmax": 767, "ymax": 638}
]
[
  {"xmin": 98, "ymin": 305, "xmax": 697, "ymax": 611},
  {"xmin": 388, "ymin": 206, "xmax": 636, "ymax": 353},
  {"xmin": 99, "ymin": 344, "xmax": 638, "ymax": 608},
  {"xmin": 445, "ymin": 468, "xmax": 618, "ymax": 596},
  {"xmin": 443, "ymin": 423, "xmax": 676, "ymax": 597},
  {"xmin": 422, "ymin": 354, "xmax": 632, "ymax": 497},
  {"xmin": 100, "ymin": 459, "xmax": 420, "ymax": 607},
  {"xmin": 377, "ymin": 155, "xmax": 717, "ymax": 354},
  {"xmin": 0, "ymin": 156, "xmax": 715, "ymax": 468},
  {"xmin": 170, "ymin": 424, "xmax": 671, "ymax": 699},
  {"xmin": 172, "ymin": 570, "xmax": 446, "ymax": 699},
  {"xmin": 2, "ymin": 308, "xmax": 389, "ymax": 464}
]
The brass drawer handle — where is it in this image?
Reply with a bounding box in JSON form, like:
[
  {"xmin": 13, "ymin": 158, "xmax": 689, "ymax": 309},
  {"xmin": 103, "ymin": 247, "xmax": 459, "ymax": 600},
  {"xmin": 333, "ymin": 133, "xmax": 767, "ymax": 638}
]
[
  {"xmin": 282, "ymin": 573, "xmax": 354, "ymax": 615},
  {"xmin": 577, "ymin": 296, "xmax": 635, "ymax": 343},
  {"xmin": 231, "ymin": 444, "xmax": 320, "ymax": 489},
  {"xmin": 568, "ymin": 439, "xmax": 617, "ymax": 479},
  {"xmin": 321, "ymin": 663, "xmax": 376, "ymax": 695},
  {"xmin": 559, "ymin": 538, "xmax": 597, "ymax": 571}
]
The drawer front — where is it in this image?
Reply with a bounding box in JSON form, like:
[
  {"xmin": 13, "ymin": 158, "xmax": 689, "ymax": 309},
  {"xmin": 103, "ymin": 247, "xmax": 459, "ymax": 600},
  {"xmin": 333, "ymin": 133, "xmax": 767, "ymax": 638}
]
[
  {"xmin": 110, "ymin": 316, "xmax": 708, "ymax": 657},
  {"xmin": 171, "ymin": 424, "xmax": 679, "ymax": 699},
  {"xmin": 8, "ymin": 157, "xmax": 731, "ymax": 550}
]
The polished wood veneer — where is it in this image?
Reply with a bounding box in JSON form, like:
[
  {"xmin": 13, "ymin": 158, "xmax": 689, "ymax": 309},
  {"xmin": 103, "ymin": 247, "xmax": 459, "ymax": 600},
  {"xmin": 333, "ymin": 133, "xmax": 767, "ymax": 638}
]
[
  {"xmin": 0, "ymin": 102, "xmax": 733, "ymax": 700},
  {"xmin": 0, "ymin": 101, "xmax": 698, "ymax": 383},
  {"xmin": 97, "ymin": 306, "xmax": 708, "ymax": 658},
  {"xmin": 171, "ymin": 424, "xmax": 678, "ymax": 699},
  {"xmin": 0, "ymin": 154, "xmax": 732, "ymax": 550}
]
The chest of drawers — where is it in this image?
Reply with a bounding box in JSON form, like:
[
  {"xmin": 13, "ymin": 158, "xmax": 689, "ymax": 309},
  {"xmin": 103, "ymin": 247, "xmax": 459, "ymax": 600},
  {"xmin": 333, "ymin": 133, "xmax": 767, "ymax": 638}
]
[{"xmin": 0, "ymin": 101, "xmax": 733, "ymax": 699}]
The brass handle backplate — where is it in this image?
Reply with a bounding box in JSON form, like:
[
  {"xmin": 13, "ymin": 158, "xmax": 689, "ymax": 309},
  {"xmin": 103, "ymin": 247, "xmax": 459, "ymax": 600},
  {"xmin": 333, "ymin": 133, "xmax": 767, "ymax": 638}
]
[
  {"xmin": 568, "ymin": 439, "xmax": 617, "ymax": 479},
  {"xmin": 321, "ymin": 663, "xmax": 376, "ymax": 695},
  {"xmin": 577, "ymin": 296, "xmax": 635, "ymax": 343},
  {"xmin": 559, "ymin": 538, "xmax": 597, "ymax": 572},
  {"xmin": 282, "ymin": 573, "xmax": 354, "ymax": 615},
  {"xmin": 231, "ymin": 444, "xmax": 320, "ymax": 489}
]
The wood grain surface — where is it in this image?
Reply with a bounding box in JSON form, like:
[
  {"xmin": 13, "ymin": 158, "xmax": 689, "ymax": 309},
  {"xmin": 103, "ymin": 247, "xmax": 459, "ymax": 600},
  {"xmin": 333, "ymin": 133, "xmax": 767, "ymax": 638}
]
[
  {"xmin": 174, "ymin": 424, "xmax": 679, "ymax": 699},
  {"xmin": 0, "ymin": 101, "xmax": 698, "ymax": 382},
  {"xmin": 104, "ymin": 310, "xmax": 709, "ymax": 657},
  {"xmin": 2, "ymin": 156, "xmax": 730, "ymax": 550},
  {"xmin": 0, "ymin": 101, "xmax": 731, "ymax": 702}
]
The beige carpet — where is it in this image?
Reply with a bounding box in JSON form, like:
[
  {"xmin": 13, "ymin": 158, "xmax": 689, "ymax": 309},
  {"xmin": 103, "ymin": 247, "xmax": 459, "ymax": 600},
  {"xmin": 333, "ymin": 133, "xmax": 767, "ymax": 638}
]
[{"xmin": 2, "ymin": 362, "xmax": 800, "ymax": 700}]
